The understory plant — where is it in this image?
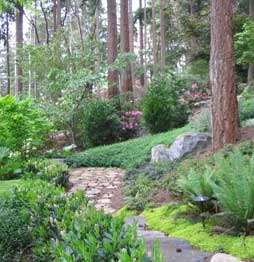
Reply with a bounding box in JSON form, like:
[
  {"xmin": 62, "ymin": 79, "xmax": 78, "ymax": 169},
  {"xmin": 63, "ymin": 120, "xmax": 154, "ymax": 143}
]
[{"xmin": 0, "ymin": 181, "xmax": 154, "ymax": 261}]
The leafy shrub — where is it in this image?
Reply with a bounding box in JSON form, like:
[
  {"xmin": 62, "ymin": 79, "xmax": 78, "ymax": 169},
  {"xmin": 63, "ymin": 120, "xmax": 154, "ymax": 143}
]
[
  {"xmin": 211, "ymin": 150, "xmax": 254, "ymax": 233},
  {"xmin": 24, "ymin": 159, "xmax": 70, "ymax": 187},
  {"xmin": 190, "ymin": 108, "xmax": 211, "ymax": 132},
  {"xmin": 239, "ymin": 97, "xmax": 254, "ymax": 122},
  {"xmin": 242, "ymin": 118, "xmax": 254, "ymax": 127},
  {"xmin": 143, "ymin": 73, "xmax": 189, "ymax": 134},
  {"xmin": 0, "ymin": 148, "xmax": 24, "ymax": 180},
  {"xmin": 83, "ymin": 99, "xmax": 121, "ymax": 147},
  {"xmin": 0, "ymin": 96, "xmax": 52, "ymax": 158},
  {"xmin": 120, "ymin": 110, "xmax": 143, "ymax": 140},
  {"xmin": 0, "ymin": 181, "xmax": 151, "ymax": 261}
]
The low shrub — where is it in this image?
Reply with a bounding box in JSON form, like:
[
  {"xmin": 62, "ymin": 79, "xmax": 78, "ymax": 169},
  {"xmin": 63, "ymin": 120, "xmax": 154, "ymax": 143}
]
[
  {"xmin": 24, "ymin": 159, "xmax": 70, "ymax": 187},
  {"xmin": 143, "ymin": 73, "xmax": 189, "ymax": 134},
  {"xmin": 83, "ymin": 99, "xmax": 121, "ymax": 147},
  {"xmin": 0, "ymin": 181, "xmax": 152, "ymax": 261},
  {"xmin": 0, "ymin": 95, "xmax": 52, "ymax": 158}
]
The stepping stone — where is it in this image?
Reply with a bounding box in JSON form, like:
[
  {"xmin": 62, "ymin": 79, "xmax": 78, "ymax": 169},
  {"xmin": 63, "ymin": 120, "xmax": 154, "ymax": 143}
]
[
  {"xmin": 97, "ymin": 198, "xmax": 112, "ymax": 204},
  {"xmin": 210, "ymin": 254, "xmax": 240, "ymax": 262}
]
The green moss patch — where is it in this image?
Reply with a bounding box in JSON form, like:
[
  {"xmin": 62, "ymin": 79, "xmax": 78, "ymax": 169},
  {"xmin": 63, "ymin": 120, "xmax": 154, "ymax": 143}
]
[{"xmin": 141, "ymin": 205, "xmax": 254, "ymax": 259}]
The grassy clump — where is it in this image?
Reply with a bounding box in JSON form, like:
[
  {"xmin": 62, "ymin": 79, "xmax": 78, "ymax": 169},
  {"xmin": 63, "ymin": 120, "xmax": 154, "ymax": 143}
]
[
  {"xmin": 141, "ymin": 205, "xmax": 254, "ymax": 259},
  {"xmin": 0, "ymin": 180, "xmax": 22, "ymax": 195},
  {"xmin": 66, "ymin": 125, "xmax": 191, "ymax": 169}
]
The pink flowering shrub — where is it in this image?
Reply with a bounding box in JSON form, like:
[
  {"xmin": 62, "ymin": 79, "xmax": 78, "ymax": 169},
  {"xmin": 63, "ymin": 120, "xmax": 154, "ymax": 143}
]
[
  {"xmin": 121, "ymin": 110, "xmax": 143, "ymax": 139},
  {"xmin": 180, "ymin": 82, "xmax": 209, "ymax": 108}
]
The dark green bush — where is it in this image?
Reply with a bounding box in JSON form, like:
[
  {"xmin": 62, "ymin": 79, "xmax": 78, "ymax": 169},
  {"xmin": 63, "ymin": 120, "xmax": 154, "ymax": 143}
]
[
  {"xmin": 143, "ymin": 73, "xmax": 189, "ymax": 134},
  {"xmin": 24, "ymin": 159, "xmax": 70, "ymax": 187},
  {"xmin": 83, "ymin": 99, "xmax": 121, "ymax": 147},
  {"xmin": 0, "ymin": 181, "xmax": 150, "ymax": 261},
  {"xmin": 0, "ymin": 96, "xmax": 52, "ymax": 158}
]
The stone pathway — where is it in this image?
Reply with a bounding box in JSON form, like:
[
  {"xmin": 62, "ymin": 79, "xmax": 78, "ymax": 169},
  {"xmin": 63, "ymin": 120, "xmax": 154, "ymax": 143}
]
[
  {"xmin": 68, "ymin": 167, "xmax": 125, "ymax": 214},
  {"xmin": 124, "ymin": 216, "xmax": 240, "ymax": 262}
]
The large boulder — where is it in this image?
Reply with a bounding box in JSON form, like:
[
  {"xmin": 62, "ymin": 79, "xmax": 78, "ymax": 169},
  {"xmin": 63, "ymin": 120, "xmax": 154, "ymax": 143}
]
[
  {"xmin": 151, "ymin": 132, "xmax": 211, "ymax": 163},
  {"xmin": 210, "ymin": 253, "xmax": 240, "ymax": 262}
]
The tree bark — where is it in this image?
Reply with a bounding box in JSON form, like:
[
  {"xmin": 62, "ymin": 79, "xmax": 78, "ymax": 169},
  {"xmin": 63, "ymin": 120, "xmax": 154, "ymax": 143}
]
[
  {"xmin": 15, "ymin": 4, "xmax": 24, "ymax": 95},
  {"xmin": 210, "ymin": 0, "xmax": 239, "ymax": 151},
  {"xmin": 6, "ymin": 13, "xmax": 10, "ymax": 94},
  {"xmin": 40, "ymin": 1, "xmax": 50, "ymax": 44},
  {"xmin": 160, "ymin": 0, "xmax": 166, "ymax": 71},
  {"xmin": 53, "ymin": 0, "xmax": 57, "ymax": 32},
  {"xmin": 120, "ymin": 0, "xmax": 133, "ymax": 93},
  {"xmin": 57, "ymin": 0, "xmax": 61, "ymax": 29},
  {"xmin": 129, "ymin": 0, "xmax": 136, "ymax": 89},
  {"xmin": 152, "ymin": 0, "xmax": 158, "ymax": 76},
  {"xmin": 107, "ymin": 0, "xmax": 119, "ymax": 98},
  {"xmin": 139, "ymin": 0, "xmax": 145, "ymax": 87},
  {"xmin": 248, "ymin": 0, "xmax": 254, "ymax": 83}
]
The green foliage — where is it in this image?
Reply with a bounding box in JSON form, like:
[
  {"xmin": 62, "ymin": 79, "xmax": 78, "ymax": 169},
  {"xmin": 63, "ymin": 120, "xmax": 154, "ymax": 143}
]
[
  {"xmin": 83, "ymin": 99, "xmax": 122, "ymax": 147},
  {"xmin": 211, "ymin": 150, "xmax": 254, "ymax": 232},
  {"xmin": 24, "ymin": 159, "xmax": 70, "ymax": 187},
  {"xmin": 239, "ymin": 96, "xmax": 254, "ymax": 122},
  {"xmin": 0, "ymin": 96, "xmax": 52, "ymax": 157},
  {"xmin": 141, "ymin": 205, "xmax": 254, "ymax": 259},
  {"xmin": 235, "ymin": 19, "xmax": 254, "ymax": 65},
  {"xmin": 66, "ymin": 125, "xmax": 191, "ymax": 169},
  {"xmin": 189, "ymin": 108, "xmax": 211, "ymax": 132},
  {"xmin": 177, "ymin": 167, "xmax": 214, "ymax": 199},
  {"xmin": 0, "ymin": 180, "xmax": 150, "ymax": 261},
  {"xmin": 143, "ymin": 73, "xmax": 189, "ymax": 134}
]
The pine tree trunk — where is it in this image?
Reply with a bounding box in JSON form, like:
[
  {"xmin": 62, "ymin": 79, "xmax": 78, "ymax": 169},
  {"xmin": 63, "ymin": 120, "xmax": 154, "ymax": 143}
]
[
  {"xmin": 248, "ymin": 0, "xmax": 254, "ymax": 83},
  {"xmin": 129, "ymin": 0, "xmax": 136, "ymax": 89},
  {"xmin": 160, "ymin": 0, "xmax": 166, "ymax": 71},
  {"xmin": 6, "ymin": 13, "xmax": 10, "ymax": 94},
  {"xmin": 57, "ymin": 0, "xmax": 61, "ymax": 29},
  {"xmin": 139, "ymin": 0, "xmax": 145, "ymax": 87},
  {"xmin": 152, "ymin": 0, "xmax": 158, "ymax": 76},
  {"xmin": 15, "ymin": 4, "xmax": 24, "ymax": 95},
  {"xmin": 107, "ymin": 0, "xmax": 119, "ymax": 98},
  {"xmin": 210, "ymin": 0, "xmax": 239, "ymax": 151},
  {"xmin": 120, "ymin": 0, "xmax": 133, "ymax": 93}
]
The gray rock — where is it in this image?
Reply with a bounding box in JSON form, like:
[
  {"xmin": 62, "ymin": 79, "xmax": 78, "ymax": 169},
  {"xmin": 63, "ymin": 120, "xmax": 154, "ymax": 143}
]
[
  {"xmin": 151, "ymin": 132, "xmax": 211, "ymax": 163},
  {"xmin": 210, "ymin": 253, "xmax": 240, "ymax": 262}
]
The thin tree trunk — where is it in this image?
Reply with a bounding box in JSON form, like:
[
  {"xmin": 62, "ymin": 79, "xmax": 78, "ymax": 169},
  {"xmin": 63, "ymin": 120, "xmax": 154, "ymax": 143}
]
[
  {"xmin": 6, "ymin": 13, "xmax": 10, "ymax": 94},
  {"xmin": 40, "ymin": 1, "xmax": 50, "ymax": 44},
  {"xmin": 53, "ymin": 0, "xmax": 57, "ymax": 32},
  {"xmin": 74, "ymin": 0, "xmax": 84, "ymax": 46},
  {"xmin": 129, "ymin": 0, "xmax": 136, "ymax": 89},
  {"xmin": 107, "ymin": 0, "xmax": 119, "ymax": 98},
  {"xmin": 120, "ymin": 0, "xmax": 133, "ymax": 93},
  {"xmin": 248, "ymin": 0, "xmax": 254, "ymax": 83},
  {"xmin": 160, "ymin": 0, "xmax": 166, "ymax": 71},
  {"xmin": 139, "ymin": 0, "xmax": 145, "ymax": 87},
  {"xmin": 152, "ymin": 0, "xmax": 158, "ymax": 76},
  {"xmin": 210, "ymin": 0, "xmax": 239, "ymax": 151},
  {"xmin": 57, "ymin": 0, "xmax": 61, "ymax": 29},
  {"xmin": 144, "ymin": 0, "xmax": 148, "ymax": 89},
  {"xmin": 15, "ymin": 4, "xmax": 24, "ymax": 95}
]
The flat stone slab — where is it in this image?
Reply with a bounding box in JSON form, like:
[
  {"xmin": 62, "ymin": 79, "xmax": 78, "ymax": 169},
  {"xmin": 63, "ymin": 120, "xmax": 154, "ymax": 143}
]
[
  {"xmin": 210, "ymin": 253, "xmax": 240, "ymax": 262},
  {"xmin": 125, "ymin": 216, "xmax": 211, "ymax": 262}
]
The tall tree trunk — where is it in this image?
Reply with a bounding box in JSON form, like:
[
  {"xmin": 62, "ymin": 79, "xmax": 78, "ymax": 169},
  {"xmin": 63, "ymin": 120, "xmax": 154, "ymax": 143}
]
[
  {"xmin": 210, "ymin": 0, "xmax": 239, "ymax": 151},
  {"xmin": 129, "ymin": 0, "xmax": 136, "ymax": 89},
  {"xmin": 139, "ymin": 0, "xmax": 145, "ymax": 87},
  {"xmin": 57, "ymin": 0, "xmax": 61, "ymax": 29},
  {"xmin": 120, "ymin": 0, "xmax": 133, "ymax": 93},
  {"xmin": 6, "ymin": 13, "xmax": 10, "ymax": 94},
  {"xmin": 190, "ymin": 0, "xmax": 199, "ymax": 57},
  {"xmin": 160, "ymin": 0, "xmax": 166, "ymax": 71},
  {"xmin": 152, "ymin": 0, "xmax": 158, "ymax": 76},
  {"xmin": 53, "ymin": 0, "xmax": 57, "ymax": 32},
  {"xmin": 144, "ymin": 0, "xmax": 148, "ymax": 89},
  {"xmin": 248, "ymin": 0, "xmax": 254, "ymax": 83},
  {"xmin": 107, "ymin": 0, "xmax": 119, "ymax": 98},
  {"xmin": 15, "ymin": 4, "xmax": 24, "ymax": 95},
  {"xmin": 40, "ymin": 1, "xmax": 50, "ymax": 44}
]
